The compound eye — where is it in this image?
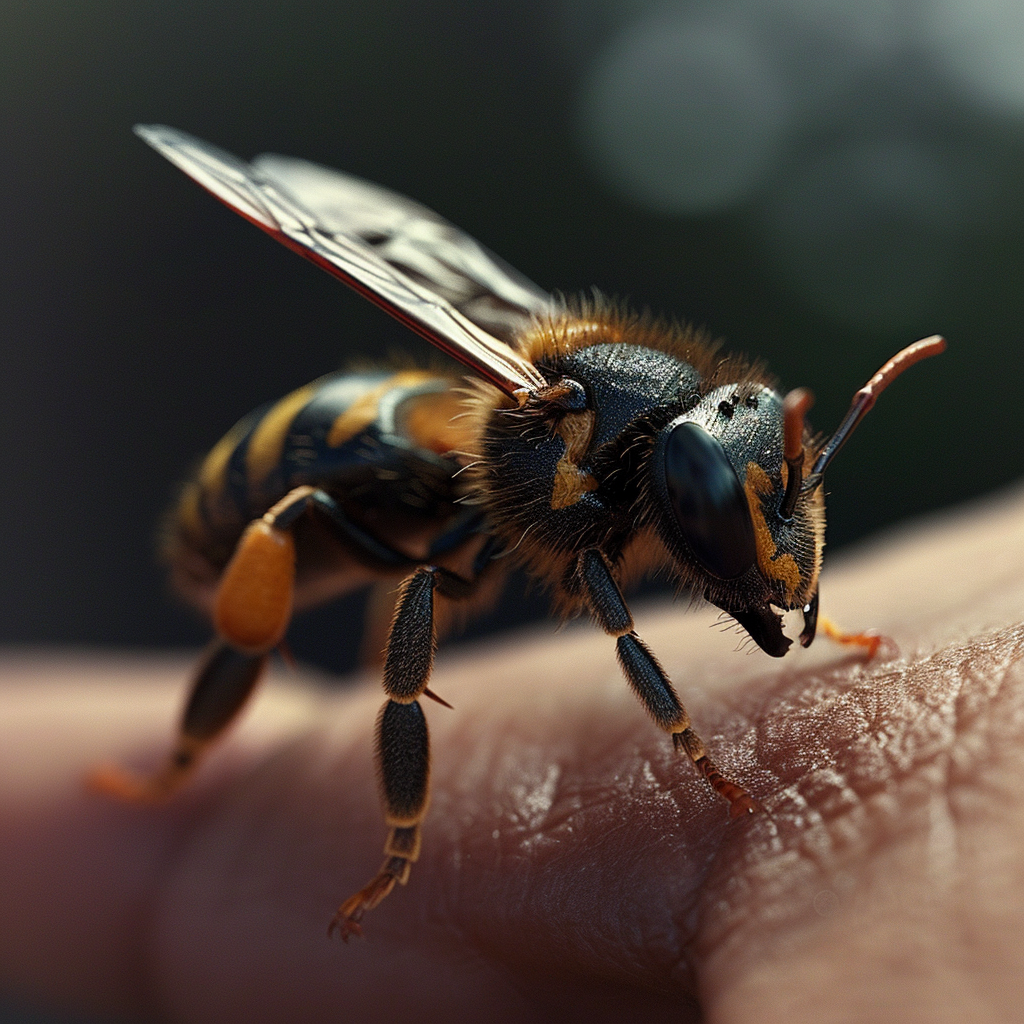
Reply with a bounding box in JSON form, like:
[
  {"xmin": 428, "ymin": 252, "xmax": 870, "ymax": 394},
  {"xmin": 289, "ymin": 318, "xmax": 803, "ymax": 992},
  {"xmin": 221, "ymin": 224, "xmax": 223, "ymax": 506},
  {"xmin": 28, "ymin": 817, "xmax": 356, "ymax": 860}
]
[{"xmin": 659, "ymin": 421, "xmax": 757, "ymax": 580}]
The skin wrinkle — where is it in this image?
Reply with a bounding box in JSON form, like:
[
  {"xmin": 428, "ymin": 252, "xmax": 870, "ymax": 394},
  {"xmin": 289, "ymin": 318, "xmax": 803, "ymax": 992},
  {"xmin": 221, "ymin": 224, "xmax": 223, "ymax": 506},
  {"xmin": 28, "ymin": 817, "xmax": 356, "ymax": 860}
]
[
  {"xmin": 695, "ymin": 622, "xmax": 1024, "ymax": 1023},
  {"xmin": 427, "ymin": 666, "xmax": 728, "ymax": 1002},
  {"xmin": 6, "ymin": 488, "xmax": 1024, "ymax": 1020}
]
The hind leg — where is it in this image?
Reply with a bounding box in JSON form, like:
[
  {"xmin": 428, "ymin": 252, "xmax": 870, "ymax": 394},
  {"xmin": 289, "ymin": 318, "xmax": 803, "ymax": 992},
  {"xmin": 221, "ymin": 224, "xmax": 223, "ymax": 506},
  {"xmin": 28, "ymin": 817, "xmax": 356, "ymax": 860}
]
[
  {"xmin": 89, "ymin": 643, "xmax": 267, "ymax": 802},
  {"xmin": 89, "ymin": 486, "xmax": 313, "ymax": 802}
]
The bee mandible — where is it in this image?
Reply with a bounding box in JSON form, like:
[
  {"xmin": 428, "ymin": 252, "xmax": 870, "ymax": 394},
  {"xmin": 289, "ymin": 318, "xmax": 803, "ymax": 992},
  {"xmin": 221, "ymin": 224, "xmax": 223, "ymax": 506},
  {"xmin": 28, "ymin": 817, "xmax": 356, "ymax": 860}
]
[{"xmin": 92, "ymin": 125, "xmax": 945, "ymax": 939}]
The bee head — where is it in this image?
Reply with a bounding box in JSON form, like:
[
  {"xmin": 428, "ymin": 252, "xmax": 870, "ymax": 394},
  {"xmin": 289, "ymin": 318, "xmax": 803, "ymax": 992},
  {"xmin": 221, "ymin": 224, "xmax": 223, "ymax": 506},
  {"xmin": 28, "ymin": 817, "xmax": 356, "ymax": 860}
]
[
  {"xmin": 652, "ymin": 334, "xmax": 945, "ymax": 658},
  {"xmin": 652, "ymin": 383, "xmax": 823, "ymax": 658}
]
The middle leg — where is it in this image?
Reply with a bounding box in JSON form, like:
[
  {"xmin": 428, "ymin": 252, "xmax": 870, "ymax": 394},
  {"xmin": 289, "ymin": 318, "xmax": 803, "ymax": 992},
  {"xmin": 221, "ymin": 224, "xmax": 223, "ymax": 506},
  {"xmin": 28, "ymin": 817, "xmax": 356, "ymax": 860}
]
[{"xmin": 330, "ymin": 560, "xmax": 489, "ymax": 940}]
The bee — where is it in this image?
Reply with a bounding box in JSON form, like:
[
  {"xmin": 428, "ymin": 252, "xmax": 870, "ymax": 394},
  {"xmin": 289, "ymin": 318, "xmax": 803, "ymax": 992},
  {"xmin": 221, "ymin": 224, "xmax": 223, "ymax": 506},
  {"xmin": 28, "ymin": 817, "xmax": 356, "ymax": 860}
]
[{"xmin": 92, "ymin": 125, "xmax": 945, "ymax": 940}]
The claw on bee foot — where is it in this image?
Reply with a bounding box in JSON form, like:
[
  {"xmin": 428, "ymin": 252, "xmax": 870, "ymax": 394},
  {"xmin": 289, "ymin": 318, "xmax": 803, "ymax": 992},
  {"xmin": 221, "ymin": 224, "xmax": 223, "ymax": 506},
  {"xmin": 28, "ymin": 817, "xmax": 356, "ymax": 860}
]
[
  {"xmin": 674, "ymin": 730, "xmax": 761, "ymax": 817},
  {"xmin": 87, "ymin": 739, "xmax": 202, "ymax": 805},
  {"xmin": 328, "ymin": 856, "xmax": 409, "ymax": 942},
  {"xmin": 698, "ymin": 758, "xmax": 762, "ymax": 819},
  {"xmin": 727, "ymin": 791, "xmax": 763, "ymax": 819},
  {"xmin": 87, "ymin": 761, "xmax": 180, "ymax": 804},
  {"xmin": 327, "ymin": 908, "xmax": 364, "ymax": 943}
]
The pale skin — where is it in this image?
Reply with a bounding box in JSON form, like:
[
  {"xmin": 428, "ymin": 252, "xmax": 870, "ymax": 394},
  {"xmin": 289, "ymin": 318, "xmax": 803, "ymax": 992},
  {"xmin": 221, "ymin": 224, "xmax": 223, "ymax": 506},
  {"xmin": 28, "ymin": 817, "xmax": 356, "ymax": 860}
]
[{"xmin": 2, "ymin": 486, "xmax": 1024, "ymax": 1023}]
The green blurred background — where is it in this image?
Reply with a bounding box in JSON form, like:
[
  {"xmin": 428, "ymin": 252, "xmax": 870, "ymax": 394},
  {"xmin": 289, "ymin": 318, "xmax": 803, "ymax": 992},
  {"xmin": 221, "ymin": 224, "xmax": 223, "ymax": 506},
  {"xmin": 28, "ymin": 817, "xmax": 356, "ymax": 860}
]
[{"xmin": 0, "ymin": 0, "xmax": 1020, "ymax": 676}]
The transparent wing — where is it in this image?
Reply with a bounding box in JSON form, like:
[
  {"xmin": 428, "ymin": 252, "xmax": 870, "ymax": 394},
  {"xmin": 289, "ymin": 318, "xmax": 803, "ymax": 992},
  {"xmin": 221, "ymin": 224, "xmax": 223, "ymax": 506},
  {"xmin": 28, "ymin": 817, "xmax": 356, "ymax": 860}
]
[
  {"xmin": 134, "ymin": 124, "xmax": 548, "ymax": 397},
  {"xmin": 252, "ymin": 152, "xmax": 549, "ymax": 346}
]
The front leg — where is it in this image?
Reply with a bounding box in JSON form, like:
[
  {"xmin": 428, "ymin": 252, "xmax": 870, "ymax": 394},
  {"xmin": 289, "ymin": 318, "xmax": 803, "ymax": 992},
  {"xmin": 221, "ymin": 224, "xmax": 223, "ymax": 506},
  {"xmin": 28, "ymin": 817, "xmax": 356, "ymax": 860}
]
[
  {"xmin": 330, "ymin": 563, "xmax": 481, "ymax": 940},
  {"xmin": 800, "ymin": 588, "xmax": 884, "ymax": 658},
  {"xmin": 577, "ymin": 548, "xmax": 759, "ymax": 818}
]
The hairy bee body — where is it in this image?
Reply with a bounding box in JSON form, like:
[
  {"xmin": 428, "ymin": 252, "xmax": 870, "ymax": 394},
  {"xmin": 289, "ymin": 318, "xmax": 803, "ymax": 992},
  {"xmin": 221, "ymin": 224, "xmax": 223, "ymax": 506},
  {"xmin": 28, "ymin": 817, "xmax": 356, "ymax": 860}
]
[
  {"xmin": 472, "ymin": 310, "xmax": 824, "ymax": 625},
  {"xmin": 168, "ymin": 309, "xmax": 823, "ymax": 637},
  {"xmin": 95, "ymin": 125, "xmax": 943, "ymax": 941}
]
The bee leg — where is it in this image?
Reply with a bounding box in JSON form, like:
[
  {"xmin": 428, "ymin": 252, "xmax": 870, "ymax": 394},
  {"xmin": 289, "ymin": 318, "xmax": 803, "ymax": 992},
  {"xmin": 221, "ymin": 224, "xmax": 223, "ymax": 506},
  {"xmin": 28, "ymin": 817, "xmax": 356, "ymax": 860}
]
[
  {"xmin": 268, "ymin": 482, "xmax": 485, "ymax": 576},
  {"xmin": 577, "ymin": 549, "xmax": 760, "ymax": 818},
  {"xmin": 89, "ymin": 644, "xmax": 267, "ymax": 803},
  {"xmin": 424, "ymin": 507, "xmax": 488, "ymax": 560},
  {"xmin": 329, "ymin": 699, "xmax": 429, "ymax": 941},
  {"xmin": 89, "ymin": 488, "xmax": 316, "ymax": 803},
  {"xmin": 800, "ymin": 588, "xmax": 887, "ymax": 658},
  {"xmin": 819, "ymin": 615, "xmax": 884, "ymax": 659},
  {"xmin": 798, "ymin": 588, "xmax": 820, "ymax": 647},
  {"xmin": 303, "ymin": 489, "xmax": 424, "ymax": 570},
  {"xmin": 330, "ymin": 562, "xmax": 482, "ymax": 940}
]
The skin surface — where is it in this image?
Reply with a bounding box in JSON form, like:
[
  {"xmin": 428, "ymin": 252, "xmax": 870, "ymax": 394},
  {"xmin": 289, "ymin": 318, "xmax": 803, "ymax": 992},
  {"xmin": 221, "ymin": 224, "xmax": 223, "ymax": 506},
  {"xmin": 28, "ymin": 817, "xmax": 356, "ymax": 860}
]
[{"xmin": 2, "ymin": 486, "xmax": 1024, "ymax": 1023}]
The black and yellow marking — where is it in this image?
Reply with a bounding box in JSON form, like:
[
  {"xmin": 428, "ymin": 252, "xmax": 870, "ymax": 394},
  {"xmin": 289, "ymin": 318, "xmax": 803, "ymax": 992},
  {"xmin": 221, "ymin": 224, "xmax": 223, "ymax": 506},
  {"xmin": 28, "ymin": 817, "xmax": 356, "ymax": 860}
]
[
  {"xmin": 550, "ymin": 409, "xmax": 598, "ymax": 510},
  {"xmin": 244, "ymin": 381, "xmax": 323, "ymax": 488},
  {"xmin": 743, "ymin": 461, "xmax": 801, "ymax": 602},
  {"xmin": 168, "ymin": 370, "xmax": 472, "ymax": 583}
]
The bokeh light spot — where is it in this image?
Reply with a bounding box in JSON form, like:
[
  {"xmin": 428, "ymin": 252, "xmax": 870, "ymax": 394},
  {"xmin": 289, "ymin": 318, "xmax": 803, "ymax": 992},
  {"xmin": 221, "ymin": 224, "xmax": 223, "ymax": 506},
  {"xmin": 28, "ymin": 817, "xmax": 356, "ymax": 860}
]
[
  {"xmin": 578, "ymin": 7, "xmax": 790, "ymax": 216},
  {"xmin": 923, "ymin": 0, "xmax": 1024, "ymax": 118}
]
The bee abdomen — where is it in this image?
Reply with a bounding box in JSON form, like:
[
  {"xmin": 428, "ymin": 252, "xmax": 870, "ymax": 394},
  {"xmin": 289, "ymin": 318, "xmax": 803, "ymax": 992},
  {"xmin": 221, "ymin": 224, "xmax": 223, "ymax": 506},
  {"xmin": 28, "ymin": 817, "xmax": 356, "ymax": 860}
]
[{"xmin": 166, "ymin": 369, "xmax": 470, "ymax": 601}]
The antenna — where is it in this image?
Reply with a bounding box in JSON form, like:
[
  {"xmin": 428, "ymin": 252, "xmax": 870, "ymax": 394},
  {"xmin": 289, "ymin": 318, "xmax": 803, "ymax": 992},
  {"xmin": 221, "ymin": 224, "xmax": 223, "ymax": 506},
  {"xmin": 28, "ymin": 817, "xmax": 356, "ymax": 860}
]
[{"xmin": 808, "ymin": 335, "xmax": 946, "ymax": 483}]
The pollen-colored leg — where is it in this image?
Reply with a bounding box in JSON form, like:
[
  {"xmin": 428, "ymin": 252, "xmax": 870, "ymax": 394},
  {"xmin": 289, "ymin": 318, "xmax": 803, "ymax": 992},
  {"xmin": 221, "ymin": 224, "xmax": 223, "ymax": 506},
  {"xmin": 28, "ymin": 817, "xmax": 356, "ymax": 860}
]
[
  {"xmin": 88, "ymin": 644, "xmax": 267, "ymax": 804},
  {"xmin": 819, "ymin": 615, "xmax": 884, "ymax": 659},
  {"xmin": 91, "ymin": 486, "xmax": 312, "ymax": 805}
]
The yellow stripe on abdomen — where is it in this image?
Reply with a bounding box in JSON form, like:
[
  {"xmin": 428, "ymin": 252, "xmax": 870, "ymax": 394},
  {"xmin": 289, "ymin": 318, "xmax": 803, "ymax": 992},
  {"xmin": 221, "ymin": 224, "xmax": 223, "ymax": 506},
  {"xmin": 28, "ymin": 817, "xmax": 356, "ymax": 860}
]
[
  {"xmin": 326, "ymin": 371, "xmax": 434, "ymax": 448},
  {"xmin": 244, "ymin": 382, "xmax": 321, "ymax": 488}
]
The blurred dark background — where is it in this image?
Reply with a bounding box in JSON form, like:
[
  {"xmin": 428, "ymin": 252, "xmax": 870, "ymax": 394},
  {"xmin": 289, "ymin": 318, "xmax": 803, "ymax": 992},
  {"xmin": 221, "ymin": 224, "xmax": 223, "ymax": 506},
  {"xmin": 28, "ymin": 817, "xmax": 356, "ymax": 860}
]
[{"xmin": 0, "ymin": 0, "xmax": 1021, "ymax": 675}]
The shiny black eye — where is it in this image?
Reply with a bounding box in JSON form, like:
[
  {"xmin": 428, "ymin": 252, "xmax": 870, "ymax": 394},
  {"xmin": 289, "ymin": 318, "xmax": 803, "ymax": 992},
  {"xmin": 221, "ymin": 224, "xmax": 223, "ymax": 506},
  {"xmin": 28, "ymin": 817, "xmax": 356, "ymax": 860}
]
[{"xmin": 657, "ymin": 420, "xmax": 757, "ymax": 580}]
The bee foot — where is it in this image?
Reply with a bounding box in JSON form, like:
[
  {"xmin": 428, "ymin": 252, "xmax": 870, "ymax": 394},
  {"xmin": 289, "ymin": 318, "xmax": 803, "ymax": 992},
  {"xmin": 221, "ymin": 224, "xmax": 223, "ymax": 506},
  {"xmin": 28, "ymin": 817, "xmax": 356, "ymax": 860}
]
[
  {"xmin": 86, "ymin": 758, "xmax": 192, "ymax": 805},
  {"xmin": 328, "ymin": 858, "xmax": 408, "ymax": 941}
]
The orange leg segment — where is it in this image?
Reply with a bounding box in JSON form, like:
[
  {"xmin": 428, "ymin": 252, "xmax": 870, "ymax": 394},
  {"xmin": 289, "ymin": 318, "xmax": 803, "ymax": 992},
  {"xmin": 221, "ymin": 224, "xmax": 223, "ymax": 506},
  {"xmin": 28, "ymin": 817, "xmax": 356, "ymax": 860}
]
[
  {"xmin": 89, "ymin": 487, "xmax": 316, "ymax": 804},
  {"xmin": 819, "ymin": 615, "xmax": 884, "ymax": 659}
]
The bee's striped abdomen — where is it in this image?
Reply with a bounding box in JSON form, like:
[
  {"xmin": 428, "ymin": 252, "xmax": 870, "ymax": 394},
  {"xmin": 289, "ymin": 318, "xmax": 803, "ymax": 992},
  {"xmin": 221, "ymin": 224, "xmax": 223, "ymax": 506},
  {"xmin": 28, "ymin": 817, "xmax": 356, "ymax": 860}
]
[{"xmin": 168, "ymin": 369, "xmax": 468, "ymax": 597}]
